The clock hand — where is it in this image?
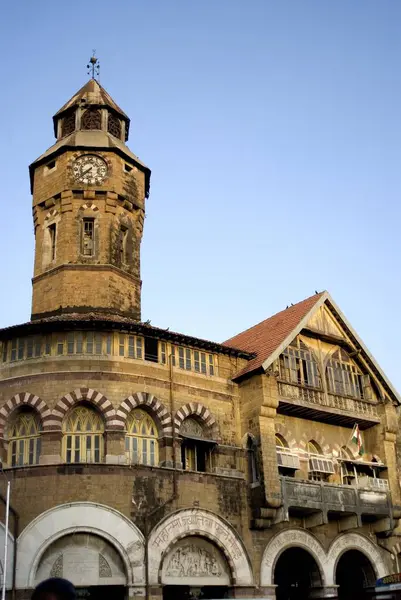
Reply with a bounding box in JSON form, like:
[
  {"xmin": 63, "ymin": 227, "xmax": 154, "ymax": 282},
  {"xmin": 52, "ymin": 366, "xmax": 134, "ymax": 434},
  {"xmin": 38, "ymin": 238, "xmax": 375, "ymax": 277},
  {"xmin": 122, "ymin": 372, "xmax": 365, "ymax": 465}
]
[{"xmin": 82, "ymin": 165, "xmax": 93, "ymax": 175}]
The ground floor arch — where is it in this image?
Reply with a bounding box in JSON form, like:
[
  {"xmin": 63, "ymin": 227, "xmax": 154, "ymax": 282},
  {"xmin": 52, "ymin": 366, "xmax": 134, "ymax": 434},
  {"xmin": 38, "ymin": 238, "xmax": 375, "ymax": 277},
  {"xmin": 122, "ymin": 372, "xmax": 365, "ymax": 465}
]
[
  {"xmin": 148, "ymin": 509, "xmax": 253, "ymax": 587},
  {"xmin": 274, "ymin": 547, "xmax": 323, "ymax": 600},
  {"xmin": 327, "ymin": 532, "xmax": 387, "ymax": 584},
  {"xmin": 16, "ymin": 502, "xmax": 145, "ymax": 590},
  {"xmin": 336, "ymin": 549, "xmax": 376, "ymax": 600},
  {"xmin": 261, "ymin": 529, "xmax": 326, "ymax": 587}
]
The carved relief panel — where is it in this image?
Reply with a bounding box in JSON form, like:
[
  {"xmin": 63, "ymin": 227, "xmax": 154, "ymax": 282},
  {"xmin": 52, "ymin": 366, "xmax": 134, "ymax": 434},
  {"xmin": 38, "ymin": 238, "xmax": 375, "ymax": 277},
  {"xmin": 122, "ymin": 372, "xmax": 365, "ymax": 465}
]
[{"xmin": 161, "ymin": 536, "xmax": 230, "ymax": 585}]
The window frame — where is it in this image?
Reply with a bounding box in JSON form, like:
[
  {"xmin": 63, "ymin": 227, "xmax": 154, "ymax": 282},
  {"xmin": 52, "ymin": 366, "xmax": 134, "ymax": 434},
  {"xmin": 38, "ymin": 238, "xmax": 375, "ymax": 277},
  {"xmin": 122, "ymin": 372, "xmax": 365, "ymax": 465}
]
[
  {"xmin": 62, "ymin": 405, "xmax": 104, "ymax": 464},
  {"xmin": 125, "ymin": 409, "xmax": 159, "ymax": 466},
  {"xmin": 8, "ymin": 411, "xmax": 41, "ymax": 467}
]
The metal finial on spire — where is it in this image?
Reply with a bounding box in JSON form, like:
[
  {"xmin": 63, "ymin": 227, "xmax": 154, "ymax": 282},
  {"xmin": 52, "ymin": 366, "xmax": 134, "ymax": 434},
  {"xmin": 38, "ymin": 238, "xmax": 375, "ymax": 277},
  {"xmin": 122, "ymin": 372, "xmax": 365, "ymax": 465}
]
[{"xmin": 87, "ymin": 50, "xmax": 100, "ymax": 79}]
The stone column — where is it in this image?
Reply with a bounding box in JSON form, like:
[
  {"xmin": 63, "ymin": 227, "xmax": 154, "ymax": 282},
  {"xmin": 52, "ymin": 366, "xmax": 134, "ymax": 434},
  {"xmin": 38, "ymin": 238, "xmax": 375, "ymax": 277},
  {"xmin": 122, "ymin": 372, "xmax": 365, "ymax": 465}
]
[
  {"xmin": 39, "ymin": 430, "xmax": 62, "ymax": 465},
  {"xmin": 309, "ymin": 586, "xmax": 339, "ymax": 599},
  {"xmin": 382, "ymin": 403, "xmax": 401, "ymax": 507},
  {"xmin": 105, "ymin": 430, "xmax": 126, "ymax": 465},
  {"xmin": 127, "ymin": 585, "xmax": 146, "ymax": 599},
  {"xmin": 259, "ymin": 374, "xmax": 281, "ymax": 508},
  {"xmin": 256, "ymin": 586, "xmax": 277, "ymax": 600}
]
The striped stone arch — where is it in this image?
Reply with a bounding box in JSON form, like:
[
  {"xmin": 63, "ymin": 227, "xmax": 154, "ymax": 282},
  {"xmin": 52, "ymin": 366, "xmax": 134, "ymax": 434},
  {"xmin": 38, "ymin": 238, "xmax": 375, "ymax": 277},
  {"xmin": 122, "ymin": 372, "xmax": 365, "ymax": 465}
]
[
  {"xmin": 299, "ymin": 430, "xmax": 330, "ymax": 455},
  {"xmin": 275, "ymin": 422, "xmax": 297, "ymax": 450},
  {"xmin": 44, "ymin": 209, "xmax": 59, "ymax": 221},
  {"xmin": 0, "ymin": 393, "xmax": 51, "ymax": 438},
  {"xmin": 115, "ymin": 392, "xmax": 172, "ymax": 436},
  {"xmin": 79, "ymin": 203, "xmax": 99, "ymax": 212},
  {"xmin": 174, "ymin": 402, "xmax": 219, "ymax": 440},
  {"xmin": 49, "ymin": 388, "xmax": 117, "ymax": 431}
]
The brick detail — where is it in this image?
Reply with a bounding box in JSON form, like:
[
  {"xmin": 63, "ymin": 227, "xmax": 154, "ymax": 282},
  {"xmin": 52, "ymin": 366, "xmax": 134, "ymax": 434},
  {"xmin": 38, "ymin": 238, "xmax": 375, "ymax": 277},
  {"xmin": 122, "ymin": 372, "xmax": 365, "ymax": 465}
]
[
  {"xmin": 79, "ymin": 203, "xmax": 99, "ymax": 212},
  {"xmin": 174, "ymin": 402, "xmax": 219, "ymax": 440},
  {"xmin": 116, "ymin": 392, "xmax": 172, "ymax": 436},
  {"xmin": 48, "ymin": 388, "xmax": 116, "ymax": 431},
  {"xmin": 0, "ymin": 393, "xmax": 51, "ymax": 437}
]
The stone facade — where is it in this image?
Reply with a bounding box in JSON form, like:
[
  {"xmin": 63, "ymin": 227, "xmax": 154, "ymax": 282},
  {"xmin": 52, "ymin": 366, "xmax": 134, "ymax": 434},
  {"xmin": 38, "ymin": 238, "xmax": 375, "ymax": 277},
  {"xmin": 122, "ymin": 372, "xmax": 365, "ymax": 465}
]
[{"xmin": 0, "ymin": 77, "xmax": 400, "ymax": 600}]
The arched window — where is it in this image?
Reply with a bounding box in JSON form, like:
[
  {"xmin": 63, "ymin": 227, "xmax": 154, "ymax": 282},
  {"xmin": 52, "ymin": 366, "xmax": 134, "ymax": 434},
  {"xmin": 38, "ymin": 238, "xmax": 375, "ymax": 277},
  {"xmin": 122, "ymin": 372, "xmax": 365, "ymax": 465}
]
[
  {"xmin": 62, "ymin": 405, "xmax": 104, "ymax": 463},
  {"xmin": 125, "ymin": 409, "xmax": 158, "ymax": 466},
  {"xmin": 307, "ymin": 440, "xmax": 334, "ymax": 482},
  {"xmin": 81, "ymin": 108, "xmax": 101, "ymax": 130},
  {"xmin": 8, "ymin": 410, "xmax": 41, "ymax": 467},
  {"xmin": 275, "ymin": 433, "xmax": 289, "ymax": 449},
  {"xmin": 326, "ymin": 349, "xmax": 371, "ymax": 400},
  {"xmin": 107, "ymin": 112, "xmax": 121, "ymax": 139},
  {"xmin": 279, "ymin": 339, "xmax": 321, "ymax": 388},
  {"xmin": 307, "ymin": 439, "xmax": 322, "ymax": 455},
  {"xmin": 180, "ymin": 417, "xmax": 213, "ymax": 472},
  {"xmin": 61, "ymin": 110, "xmax": 76, "ymax": 137},
  {"xmin": 275, "ymin": 434, "xmax": 299, "ymax": 474}
]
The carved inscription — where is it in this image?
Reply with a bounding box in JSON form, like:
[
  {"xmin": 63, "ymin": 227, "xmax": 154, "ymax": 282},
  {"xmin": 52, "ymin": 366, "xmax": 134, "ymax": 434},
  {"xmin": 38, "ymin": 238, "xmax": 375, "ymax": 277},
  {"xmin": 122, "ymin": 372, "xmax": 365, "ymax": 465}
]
[
  {"xmin": 151, "ymin": 512, "xmax": 242, "ymax": 561},
  {"xmin": 264, "ymin": 530, "xmax": 324, "ymax": 566},
  {"xmin": 166, "ymin": 544, "xmax": 221, "ymax": 577}
]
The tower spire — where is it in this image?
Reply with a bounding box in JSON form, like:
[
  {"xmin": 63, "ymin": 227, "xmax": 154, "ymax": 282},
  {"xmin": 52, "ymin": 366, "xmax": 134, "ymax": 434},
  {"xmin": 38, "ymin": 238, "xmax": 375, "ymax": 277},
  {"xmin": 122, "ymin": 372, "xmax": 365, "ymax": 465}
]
[{"xmin": 87, "ymin": 51, "xmax": 100, "ymax": 80}]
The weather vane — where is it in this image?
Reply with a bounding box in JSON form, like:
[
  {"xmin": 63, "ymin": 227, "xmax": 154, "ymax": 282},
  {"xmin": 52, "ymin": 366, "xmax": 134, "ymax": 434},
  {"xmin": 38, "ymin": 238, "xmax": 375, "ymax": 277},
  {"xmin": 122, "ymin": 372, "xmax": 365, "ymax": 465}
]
[{"xmin": 87, "ymin": 51, "xmax": 100, "ymax": 80}]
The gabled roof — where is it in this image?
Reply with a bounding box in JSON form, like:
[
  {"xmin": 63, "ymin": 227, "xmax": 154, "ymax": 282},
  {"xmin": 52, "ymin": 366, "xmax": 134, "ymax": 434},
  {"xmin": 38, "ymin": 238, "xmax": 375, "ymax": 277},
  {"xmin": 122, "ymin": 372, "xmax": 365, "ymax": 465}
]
[
  {"xmin": 54, "ymin": 79, "xmax": 129, "ymax": 119},
  {"xmin": 223, "ymin": 292, "xmax": 400, "ymax": 404},
  {"xmin": 224, "ymin": 292, "xmax": 325, "ymax": 378}
]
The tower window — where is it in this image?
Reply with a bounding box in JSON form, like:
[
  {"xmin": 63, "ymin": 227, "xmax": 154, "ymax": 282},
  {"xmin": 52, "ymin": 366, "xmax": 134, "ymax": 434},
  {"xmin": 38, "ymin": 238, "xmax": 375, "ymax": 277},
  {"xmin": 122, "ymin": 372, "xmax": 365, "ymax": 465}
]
[
  {"xmin": 124, "ymin": 164, "xmax": 133, "ymax": 173},
  {"xmin": 48, "ymin": 223, "xmax": 56, "ymax": 261},
  {"xmin": 82, "ymin": 219, "xmax": 94, "ymax": 256},
  {"xmin": 61, "ymin": 110, "xmax": 76, "ymax": 137},
  {"xmin": 81, "ymin": 108, "xmax": 101, "ymax": 130},
  {"xmin": 45, "ymin": 160, "xmax": 56, "ymax": 171},
  {"xmin": 119, "ymin": 227, "xmax": 128, "ymax": 264},
  {"xmin": 107, "ymin": 112, "xmax": 121, "ymax": 139}
]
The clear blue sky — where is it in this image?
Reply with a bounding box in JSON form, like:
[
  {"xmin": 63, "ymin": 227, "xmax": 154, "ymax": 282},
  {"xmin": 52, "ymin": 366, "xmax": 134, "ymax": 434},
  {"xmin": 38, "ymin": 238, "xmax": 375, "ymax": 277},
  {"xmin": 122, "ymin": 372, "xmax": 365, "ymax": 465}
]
[{"xmin": 0, "ymin": 1, "xmax": 400, "ymax": 390}]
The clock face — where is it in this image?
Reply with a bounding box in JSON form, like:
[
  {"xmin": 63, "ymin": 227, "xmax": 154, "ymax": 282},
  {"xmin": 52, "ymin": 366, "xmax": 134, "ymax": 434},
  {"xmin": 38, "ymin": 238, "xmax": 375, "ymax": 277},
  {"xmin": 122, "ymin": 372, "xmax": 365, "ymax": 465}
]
[{"xmin": 73, "ymin": 155, "xmax": 108, "ymax": 185}]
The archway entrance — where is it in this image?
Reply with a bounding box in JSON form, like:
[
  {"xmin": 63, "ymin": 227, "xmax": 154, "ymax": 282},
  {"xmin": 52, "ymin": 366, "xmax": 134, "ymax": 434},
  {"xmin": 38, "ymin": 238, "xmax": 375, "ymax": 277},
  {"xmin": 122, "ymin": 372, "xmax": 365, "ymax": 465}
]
[
  {"xmin": 161, "ymin": 536, "xmax": 230, "ymax": 600},
  {"xmin": 35, "ymin": 532, "xmax": 127, "ymax": 600},
  {"xmin": 274, "ymin": 547, "xmax": 322, "ymax": 600},
  {"xmin": 336, "ymin": 550, "xmax": 376, "ymax": 600}
]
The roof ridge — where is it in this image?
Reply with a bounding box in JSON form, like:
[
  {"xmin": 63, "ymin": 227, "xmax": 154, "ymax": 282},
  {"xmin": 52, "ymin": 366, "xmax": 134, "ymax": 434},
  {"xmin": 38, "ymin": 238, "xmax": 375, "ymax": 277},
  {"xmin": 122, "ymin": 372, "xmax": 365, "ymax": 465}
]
[{"xmin": 223, "ymin": 291, "xmax": 326, "ymax": 345}]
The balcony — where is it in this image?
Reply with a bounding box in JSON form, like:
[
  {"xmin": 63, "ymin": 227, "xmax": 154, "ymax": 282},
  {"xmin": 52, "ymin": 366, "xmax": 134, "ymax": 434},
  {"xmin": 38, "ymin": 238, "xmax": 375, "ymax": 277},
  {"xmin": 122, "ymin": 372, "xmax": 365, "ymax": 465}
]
[
  {"xmin": 280, "ymin": 476, "xmax": 393, "ymax": 530},
  {"xmin": 277, "ymin": 381, "xmax": 380, "ymax": 429}
]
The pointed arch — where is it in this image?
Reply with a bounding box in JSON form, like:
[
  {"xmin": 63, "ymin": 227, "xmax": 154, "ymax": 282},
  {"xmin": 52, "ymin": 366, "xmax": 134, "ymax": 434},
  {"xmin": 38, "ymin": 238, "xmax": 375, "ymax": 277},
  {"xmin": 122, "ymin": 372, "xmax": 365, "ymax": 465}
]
[
  {"xmin": 174, "ymin": 402, "xmax": 219, "ymax": 440},
  {"xmin": 299, "ymin": 431, "xmax": 330, "ymax": 455},
  {"xmin": 275, "ymin": 423, "xmax": 297, "ymax": 450},
  {"xmin": 0, "ymin": 393, "xmax": 50, "ymax": 438},
  {"xmin": 49, "ymin": 388, "xmax": 116, "ymax": 431},
  {"xmin": 116, "ymin": 392, "xmax": 172, "ymax": 436}
]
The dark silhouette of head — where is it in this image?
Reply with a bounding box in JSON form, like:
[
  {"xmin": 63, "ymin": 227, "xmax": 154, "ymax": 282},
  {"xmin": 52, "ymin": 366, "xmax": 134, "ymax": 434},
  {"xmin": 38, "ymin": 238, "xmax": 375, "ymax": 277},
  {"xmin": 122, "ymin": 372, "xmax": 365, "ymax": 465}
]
[{"xmin": 31, "ymin": 578, "xmax": 76, "ymax": 600}]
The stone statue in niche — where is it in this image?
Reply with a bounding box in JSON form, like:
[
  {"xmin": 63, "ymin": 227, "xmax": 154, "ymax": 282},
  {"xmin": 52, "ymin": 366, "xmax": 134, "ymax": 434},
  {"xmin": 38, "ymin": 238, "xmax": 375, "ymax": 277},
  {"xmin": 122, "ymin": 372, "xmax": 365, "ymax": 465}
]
[
  {"xmin": 180, "ymin": 418, "xmax": 207, "ymax": 439},
  {"xmin": 166, "ymin": 544, "xmax": 221, "ymax": 577}
]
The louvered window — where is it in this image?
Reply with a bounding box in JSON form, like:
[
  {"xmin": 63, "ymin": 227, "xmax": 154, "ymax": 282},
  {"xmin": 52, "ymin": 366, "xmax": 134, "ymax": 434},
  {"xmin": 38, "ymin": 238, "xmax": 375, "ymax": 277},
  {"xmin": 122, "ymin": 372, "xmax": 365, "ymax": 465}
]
[
  {"xmin": 309, "ymin": 456, "xmax": 335, "ymax": 474},
  {"xmin": 277, "ymin": 451, "xmax": 300, "ymax": 469},
  {"xmin": 326, "ymin": 349, "xmax": 371, "ymax": 400},
  {"xmin": 279, "ymin": 339, "xmax": 321, "ymax": 388}
]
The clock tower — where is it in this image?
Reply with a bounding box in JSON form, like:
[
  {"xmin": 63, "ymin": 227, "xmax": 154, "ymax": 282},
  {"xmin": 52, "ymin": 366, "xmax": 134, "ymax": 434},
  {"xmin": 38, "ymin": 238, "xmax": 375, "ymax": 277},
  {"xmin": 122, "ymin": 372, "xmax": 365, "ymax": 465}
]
[{"xmin": 30, "ymin": 76, "xmax": 150, "ymax": 321}]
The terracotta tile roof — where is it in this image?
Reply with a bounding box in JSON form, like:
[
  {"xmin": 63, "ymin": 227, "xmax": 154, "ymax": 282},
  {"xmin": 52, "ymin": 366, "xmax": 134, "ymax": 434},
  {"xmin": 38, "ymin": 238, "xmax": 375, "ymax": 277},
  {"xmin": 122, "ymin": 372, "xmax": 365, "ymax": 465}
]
[{"xmin": 223, "ymin": 292, "xmax": 326, "ymax": 379}]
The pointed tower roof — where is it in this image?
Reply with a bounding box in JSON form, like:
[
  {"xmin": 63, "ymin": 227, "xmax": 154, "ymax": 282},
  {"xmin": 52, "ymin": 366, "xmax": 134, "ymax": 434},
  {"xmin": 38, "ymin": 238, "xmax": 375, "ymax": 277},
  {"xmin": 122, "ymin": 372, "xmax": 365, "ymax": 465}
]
[{"xmin": 52, "ymin": 79, "xmax": 130, "ymax": 137}]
